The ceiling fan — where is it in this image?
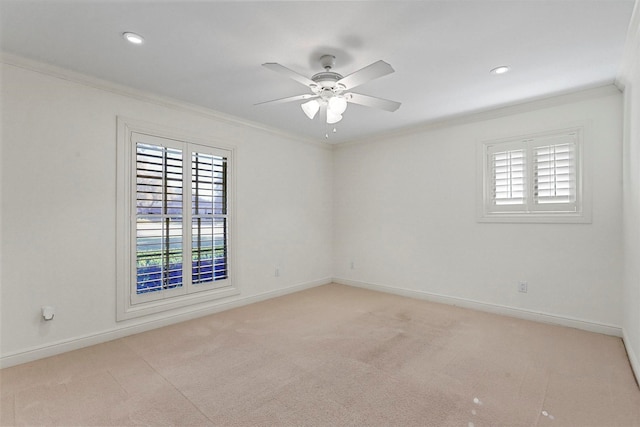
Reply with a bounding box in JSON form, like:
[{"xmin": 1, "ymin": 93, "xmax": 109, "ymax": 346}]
[{"xmin": 257, "ymin": 55, "xmax": 401, "ymax": 125}]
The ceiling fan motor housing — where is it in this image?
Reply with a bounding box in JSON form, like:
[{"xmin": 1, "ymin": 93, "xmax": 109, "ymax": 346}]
[
  {"xmin": 310, "ymin": 55, "xmax": 345, "ymax": 97},
  {"xmin": 311, "ymin": 71, "xmax": 344, "ymax": 89}
]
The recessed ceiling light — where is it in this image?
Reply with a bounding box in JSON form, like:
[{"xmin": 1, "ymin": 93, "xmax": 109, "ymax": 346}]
[
  {"xmin": 490, "ymin": 65, "xmax": 510, "ymax": 75},
  {"xmin": 123, "ymin": 32, "xmax": 144, "ymax": 45}
]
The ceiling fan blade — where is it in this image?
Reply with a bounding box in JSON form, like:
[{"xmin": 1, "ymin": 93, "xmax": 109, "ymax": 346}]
[
  {"xmin": 337, "ymin": 60, "xmax": 395, "ymax": 90},
  {"xmin": 262, "ymin": 63, "xmax": 316, "ymax": 88},
  {"xmin": 254, "ymin": 94, "xmax": 318, "ymax": 106},
  {"xmin": 345, "ymin": 93, "xmax": 401, "ymax": 112}
]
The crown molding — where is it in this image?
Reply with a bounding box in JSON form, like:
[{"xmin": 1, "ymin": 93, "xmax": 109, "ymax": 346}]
[{"xmin": 0, "ymin": 52, "xmax": 330, "ymax": 150}]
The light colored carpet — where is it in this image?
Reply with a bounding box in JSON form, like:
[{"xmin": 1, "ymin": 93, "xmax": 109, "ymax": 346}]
[{"xmin": 1, "ymin": 283, "xmax": 639, "ymax": 426}]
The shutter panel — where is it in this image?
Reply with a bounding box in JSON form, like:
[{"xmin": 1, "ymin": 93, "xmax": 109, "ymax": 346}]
[
  {"xmin": 490, "ymin": 148, "xmax": 526, "ymax": 208},
  {"xmin": 534, "ymin": 142, "xmax": 576, "ymax": 205},
  {"xmin": 191, "ymin": 152, "xmax": 228, "ymax": 285},
  {"xmin": 530, "ymin": 133, "xmax": 578, "ymax": 214},
  {"xmin": 135, "ymin": 143, "xmax": 184, "ymax": 294}
]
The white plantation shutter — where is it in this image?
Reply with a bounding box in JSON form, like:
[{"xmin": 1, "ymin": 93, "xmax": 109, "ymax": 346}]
[
  {"xmin": 486, "ymin": 141, "xmax": 528, "ymax": 213},
  {"xmin": 532, "ymin": 137, "xmax": 577, "ymax": 211},
  {"xmin": 128, "ymin": 132, "xmax": 232, "ymax": 306},
  {"xmin": 191, "ymin": 152, "xmax": 228, "ymax": 285},
  {"xmin": 480, "ymin": 127, "xmax": 584, "ymax": 222},
  {"xmin": 135, "ymin": 140, "xmax": 185, "ymax": 302},
  {"xmin": 491, "ymin": 148, "xmax": 526, "ymax": 207}
]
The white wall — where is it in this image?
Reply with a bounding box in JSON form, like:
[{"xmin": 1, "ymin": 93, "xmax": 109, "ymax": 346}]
[
  {"xmin": 0, "ymin": 58, "xmax": 333, "ymax": 366},
  {"xmin": 333, "ymin": 87, "xmax": 624, "ymax": 333},
  {"xmin": 620, "ymin": 0, "xmax": 640, "ymax": 381}
]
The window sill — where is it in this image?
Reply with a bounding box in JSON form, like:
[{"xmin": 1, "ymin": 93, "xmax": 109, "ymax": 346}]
[
  {"xmin": 117, "ymin": 284, "xmax": 240, "ymax": 321},
  {"xmin": 477, "ymin": 211, "xmax": 592, "ymax": 224}
]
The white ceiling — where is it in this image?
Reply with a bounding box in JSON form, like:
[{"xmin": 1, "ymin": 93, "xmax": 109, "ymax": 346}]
[{"xmin": 0, "ymin": 1, "xmax": 635, "ymax": 144}]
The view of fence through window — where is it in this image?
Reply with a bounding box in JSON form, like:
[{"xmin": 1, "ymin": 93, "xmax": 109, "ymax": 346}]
[{"xmin": 135, "ymin": 143, "xmax": 227, "ymax": 295}]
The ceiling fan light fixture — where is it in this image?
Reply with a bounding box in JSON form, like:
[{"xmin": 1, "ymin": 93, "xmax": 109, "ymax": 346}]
[
  {"xmin": 301, "ymin": 99, "xmax": 320, "ymax": 119},
  {"xmin": 328, "ymin": 96, "xmax": 348, "ymax": 115},
  {"xmin": 326, "ymin": 109, "xmax": 343, "ymax": 124}
]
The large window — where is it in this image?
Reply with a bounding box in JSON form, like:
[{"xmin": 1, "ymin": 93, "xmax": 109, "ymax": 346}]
[
  {"xmin": 117, "ymin": 120, "xmax": 236, "ymax": 320},
  {"xmin": 478, "ymin": 126, "xmax": 590, "ymax": 223}
]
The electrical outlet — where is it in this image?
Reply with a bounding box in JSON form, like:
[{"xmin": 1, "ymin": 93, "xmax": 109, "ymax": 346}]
[
  {"xmin": 275, "ymin": 268, "xmax": 280, "ymax": 277},
  {"xmin": 42, "ymin": 306, "xmax": 55, "ymax": 321},
  {"xmin": 518, "ymin": 281, "xmax": 528, "ymax": 293}
]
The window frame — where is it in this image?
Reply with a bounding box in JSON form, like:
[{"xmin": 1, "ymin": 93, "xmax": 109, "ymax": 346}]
[
  {"xmin": 116, "ymin": 117, "xmax": 238, "ymax": 321},
  {"xmin": 477, "ymin": 125, "xmax": 591, "ymax": 224}
]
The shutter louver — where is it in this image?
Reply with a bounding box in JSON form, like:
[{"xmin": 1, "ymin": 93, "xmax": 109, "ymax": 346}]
[
  {"xmin": 192, "ymin": 152, "xmax": 228, "ymax": 284},
  {"xmin": 135, "ymin": 143, "xmax": 184, "ymax": 294}
]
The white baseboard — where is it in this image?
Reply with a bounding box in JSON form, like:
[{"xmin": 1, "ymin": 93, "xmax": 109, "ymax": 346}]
[
  {"xmin": 0, "ymin": 277, "xmax": 332, "ymax": 368},
  {"xmin": 623, "ymin": 329, "xmax": 640, "ymax": 387},
  {"xmin": 334, "ymin": 278, "xmax": 623, "ymax": 337}
]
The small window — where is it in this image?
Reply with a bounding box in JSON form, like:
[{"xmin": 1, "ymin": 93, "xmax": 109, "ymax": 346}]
[
  {"xmin": 478, "ymin": 126, "xmax": 589, "ymax": 223},
  {"xmin": 117, "ymin": 119, "xmax": 237, "ymax": 320}
]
